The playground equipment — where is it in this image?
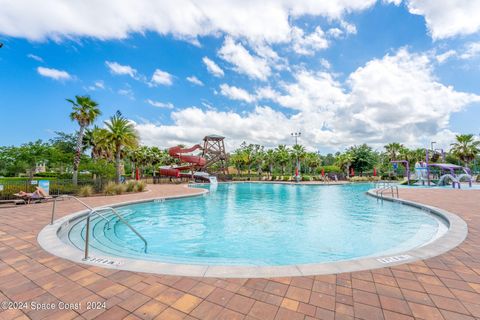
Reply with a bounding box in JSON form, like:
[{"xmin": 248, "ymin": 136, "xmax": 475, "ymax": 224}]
[
  {"xmin": 158, "ymin": 135, "xmax": 227, "ymax": 183},
  {"xmin": 395, "ymin": 148, "xmax": 473, "ymax": 188},
  {"xmin": 391, "ymin": 160, "xmax": 410, "ymax": 185},
  {"xmin": 424, "ymin": 148, "xmax": 472, "ymax": 188}
]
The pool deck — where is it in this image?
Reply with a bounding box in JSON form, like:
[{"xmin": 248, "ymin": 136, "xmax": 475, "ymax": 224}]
[{"xmin": 0, "ymin": 184, "xmax": 479, "ymax": 320}]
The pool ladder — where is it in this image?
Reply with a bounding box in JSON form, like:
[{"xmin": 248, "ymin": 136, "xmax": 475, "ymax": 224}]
[
  {"xmin": 375, "ymin": 185, "xmax": 399, "ymax": 203},
  {"xmin": 50, "ymin": 195, "xmax": 148, "ymax": 260}
]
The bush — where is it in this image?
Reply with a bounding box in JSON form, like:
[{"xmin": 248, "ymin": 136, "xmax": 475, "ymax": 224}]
[
  {"xmin": 126, "ymin": 180, "xmax": 137, "ymax": 192},
  {"xmin": 282, "ymin": 176, "xmax": 291, "ymax": 181},
  {"xmin": 317, "ymin": 165, "xmax": 342, "ymax": 174},
  {"xmin": 134, "ymin": 181, "xmax": 146, "ymax": 192},
  {"xmin": 77, "ymin": 185, "xmax": 94, "ymax": 197},
  {"xmin": 115, "ymin": 184, "xmax": 126, "ymax": 195},
  {"xmin": 34, "ymin": 172, "xmax": 58, "ymax": 178},
  {"xmin": 349, "ymin": 176, "xmax": 381, "ymax": 182},
  {"xmin": 302, "ymin": 175, "xmax": 312, "ymax": 181},
  {"xmin": 103, "ymin": 182, "xmax": 117, "ymax": 195}
]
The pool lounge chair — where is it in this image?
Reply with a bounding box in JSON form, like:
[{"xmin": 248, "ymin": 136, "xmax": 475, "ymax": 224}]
[{"xmin": 14, "ymin": 187, "xmax": 52, "ymax": 204}]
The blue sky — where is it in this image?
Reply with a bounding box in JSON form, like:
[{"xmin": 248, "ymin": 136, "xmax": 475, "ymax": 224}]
[{"xmin": 1, "ymin": 0, "xmax": 480, "ymax": 151}]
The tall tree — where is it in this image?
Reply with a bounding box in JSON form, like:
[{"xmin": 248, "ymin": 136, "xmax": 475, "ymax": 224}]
[
  {"xmin": 67, "ymin": 95, "xmax": 101, "ymax": 185},
  {"xmin": 105, "ymin": 111, "xmax": 139, "ymax": 184},
  {"xmin": 384, "ymin": 142, "xmax": 404, "ymax": 161},
  {"xmin": 450, "ymin": 134, "xmax": 480, "ymax": 165},
  {"xmin": 274, "ymin": 145, "xmax": 290, "ymax": 175}
]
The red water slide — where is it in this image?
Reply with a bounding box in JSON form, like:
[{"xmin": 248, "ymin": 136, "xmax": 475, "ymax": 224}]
[{"xmin": 159, "ymin": 144, "xmax": 207, "ymax": 177}]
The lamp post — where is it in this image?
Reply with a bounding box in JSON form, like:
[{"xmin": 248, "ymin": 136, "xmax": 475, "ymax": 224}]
[{"xmin": 291, "ymin": 132, "xmax": 301, "ymax": 182}]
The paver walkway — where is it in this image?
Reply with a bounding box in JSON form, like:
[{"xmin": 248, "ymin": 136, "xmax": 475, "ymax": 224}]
[{"xmin": 0, "ymin": 184, "xmax": 479, "ymax": 320}]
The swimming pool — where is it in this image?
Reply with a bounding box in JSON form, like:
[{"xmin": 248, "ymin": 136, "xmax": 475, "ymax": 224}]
[{"xmin": 66, "ymin": 183, "xmax": 448, "ymax": 267}]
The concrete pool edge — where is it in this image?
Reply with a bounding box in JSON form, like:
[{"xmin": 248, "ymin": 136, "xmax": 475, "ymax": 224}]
[{"xmin": 38, "ymin": 185, "xmax": 468, "ymax": 278}]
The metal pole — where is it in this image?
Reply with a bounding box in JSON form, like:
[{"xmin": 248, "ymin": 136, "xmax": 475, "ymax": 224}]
[
  {"xmin": 84, "ymin": 215, "xmax": 91, "ymax": 260},
  {"xmin": 50, "ymin": 198, "xmax": 57, "ymax": 224}
]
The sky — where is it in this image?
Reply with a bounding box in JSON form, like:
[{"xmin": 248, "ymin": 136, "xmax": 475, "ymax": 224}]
[{"xmin": 1, "ymin": 0, "xmax": 480, "ymax": 152}]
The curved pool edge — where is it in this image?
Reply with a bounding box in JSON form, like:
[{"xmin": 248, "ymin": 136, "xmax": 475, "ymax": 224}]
[{"xmin": 37, "ymin": 185, "xmax": 468, "ymax": 278}]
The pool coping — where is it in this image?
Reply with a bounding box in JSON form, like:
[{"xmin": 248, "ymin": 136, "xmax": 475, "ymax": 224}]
[{"xmin": 37, "ymin": 185, "xmax": 468, "ymax": 278}]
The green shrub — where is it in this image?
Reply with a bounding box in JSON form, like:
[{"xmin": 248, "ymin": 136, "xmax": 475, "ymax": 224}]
[
  {"xmin": 282, "ymin": 176, "xmax": 291, "ymax": 181},
  {"xmin": 34, "ymin": 172, "xmax": 58, "ymax": 177},
  {"xmin": 103, "ymin": 182, "xmax": 117, "ymax": 195},
  {"xmin": 317, "ymin": 165, "xmax": 342, "ymax": 174},
  {"xmin": 115, "ymin": 184, "xmax": 126, "ymax": 195},
  {"xmin": 349, "ymin": 176, "xmax": 381, "ymax": 182},
  {"xmin": 134, "ymin": 181, "xmax": 146, "ymax": 192},
  {"xmin": 77, "ymin": 185, "xmax": 94, "ymax": 197},
  {"xmin": 126, "ymin": 180, "xmax": 136, "ymax": 192},
  {"xmin": 302, "ymin": 175, "xmax": 312, "ymax": 181}
]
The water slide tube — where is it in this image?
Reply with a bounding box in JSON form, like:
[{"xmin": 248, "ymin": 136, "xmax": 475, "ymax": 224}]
[{"xmin": 159, "ymin": 145, "xmax": 207, "ymax": 177}]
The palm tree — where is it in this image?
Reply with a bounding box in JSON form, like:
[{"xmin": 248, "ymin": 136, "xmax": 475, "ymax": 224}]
[
  {"xmin": 274, "ymin": 145, "xmax": 290, "ymax": 175},
  {"xmin": 264, "ymin": 149, "xmax": 276, "ymax": 177},
  {"xmin": 105, "ymin": 111, "xmax": 139, "ymax": 184},
  {"xmin": 384, "ymin": 142, "xmax": 404, "ymax": 161},
  {"xmin": 68, "ymin": 95, "xmax": 101, "ymax": 185},
  {"xmin": 335, "ymin": 152, "xmax": 354, "ymax": 177},
  {"xmin": 291, "ymin": 144, "xmax": 306, "ymax": 174},
  {"xmin": 450, "ymin": 134, "xmax": 480, "ymax": 165},
  {"xmin": 84, "ymin": 126, "xmax": 112, "ymax": 160}
]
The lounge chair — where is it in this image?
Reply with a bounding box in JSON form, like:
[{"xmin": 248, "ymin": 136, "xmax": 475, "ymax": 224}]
[{"xmin": 14, "ymin": 187, "xmax": 52, "ymax": 204}]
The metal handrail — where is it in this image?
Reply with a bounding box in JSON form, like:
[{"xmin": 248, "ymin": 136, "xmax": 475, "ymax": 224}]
[
  {"xmin": 84, "ymin": 206, "xmax": 148, "ymax": 259},
  {"xmin": 376, "ymin": 185, "xmax": 399, "ymax": 202},
  {"xmin": 51, "ymin": 195, "xmax": 109, "ymax": 225},
  {"xmin": 50, "ymin": 195, "xmax": 148, "ymax": 259}
]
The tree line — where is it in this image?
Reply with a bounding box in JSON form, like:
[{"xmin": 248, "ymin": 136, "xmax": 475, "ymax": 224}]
[{"xmin": 0, "ymin": 96, "xmax": 479, "ymax": 181}]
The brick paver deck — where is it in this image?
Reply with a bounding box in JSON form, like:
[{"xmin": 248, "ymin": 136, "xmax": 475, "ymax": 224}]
[{"xmin": 0, "ymin": 184, "xmax": 479, "ymax": 320}]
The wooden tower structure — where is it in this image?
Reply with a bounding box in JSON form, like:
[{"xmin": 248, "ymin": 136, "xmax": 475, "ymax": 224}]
[{"xmin": 201, "ymin": 135, "xmax": 228, "ymax": 175}]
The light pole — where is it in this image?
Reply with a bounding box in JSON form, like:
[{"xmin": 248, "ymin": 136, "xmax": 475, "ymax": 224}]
[{"xmin": 291, "ymin": 132, "xmax": 301, "ymax": 182}]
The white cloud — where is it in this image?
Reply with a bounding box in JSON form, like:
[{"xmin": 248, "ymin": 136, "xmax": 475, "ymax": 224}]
[
  {"xmin": 85, "ymin": 80, "xmax": 106, "ymax": 91},
  {"xmin": 150, "ymin": 69, "xmax": 173, "ymax": 86},
  {"xmin": 218, "ymin": 37, "xmax": 271, "ymax": 80},
  {"xmin": 186, "ymin": 75, "xmax": 204, "ymax": 86},
  {"xmin": 436, "ymin": 50, "xmax": 457, "ymax": 63},
  {"xmin": 27, "ymin": 54, "xmax": 43, "ymax": 62},
  {"xmin": 118, "ymin": 86, "xmax": 134, "ymax": 100},
  {"xmin": 94, "ymin": 80, "xmax": 105, "ymax": 89},
  {"xmin": 36, "ymin": 66, "xmax": 71, "ymax": 80},
  {"xmin": 406, "ymin": 0, "xmax": 480, "ymax": 39},
  {"xmin": 0, "ymin": 1, "xmax": 376, "ymax": 43},
  {"xmin": 291, "ymin": 26, "xmax": 329, "ymax": 56},
  {"xmin": 146, "ymin": 99, "xmax": 174, "ymax": 109},
  {"xmin": 105, "ymin": 61, "xmax": 137, "ymax": 78},
  {"xmin": 220, "ymin": 84, "xmax": 255, "ymax": 103},
  {"xmin": 202, "ymin": 57, "xmax": 224, "ymax": 77},
  {"xmin": 135, "ymin": 49, "xmax": 480, "ymax": 150},
  {"xmin": 459, "ymin": 42, "xmax": 480, "ymax": 59}
]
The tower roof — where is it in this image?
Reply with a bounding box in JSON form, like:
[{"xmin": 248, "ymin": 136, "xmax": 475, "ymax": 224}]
[{"xmin": 204, "ymin": 134, "xmax": 225, "ymax": 141}]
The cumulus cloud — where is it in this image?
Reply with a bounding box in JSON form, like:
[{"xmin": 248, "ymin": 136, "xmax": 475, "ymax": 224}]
[
  {"xmin": 291, "ymin": 26, "xmax": 329, "ymax": 56},
  {"xmin": 0, "ymin": 0, "xmax": 376, "ymax": 43},
  {"xmin": 406, "ymin": 0, "xmax": 480, "ymax": 39},
  {"xmin": 146, "ymin": 99, "xmax": 174, "ymax": 109},
  {"xmin": 218, "ymin": 37, "xmax": 271, "ymax": 80},
  {"xmin": 36, "ymin": 66, "xmax": 71, "ymax": 80},
  {"xmin": 220, "ymin": 84, "xmax": 256, "ymax": 103},
  {"xmin": 202, "ymin": 57, "xmax": 224, "ymax": 77},
  {"xmin": 135, "ymin": 49, "xmax": 480, "ymax": 150},
  {"xmin": 186, "ymin": 75, "xmax": 204, "ymax": 86},
  {"xmin": 150, "ymin": 69, "xmax": 173, "ymax": 86},
  {"xmin": 105, "ymin": 61, "xmax": 137, "ymax": 78}
]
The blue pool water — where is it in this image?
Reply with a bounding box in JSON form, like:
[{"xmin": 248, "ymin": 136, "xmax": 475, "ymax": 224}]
[{"xmin": 68, "ymin": 183, "xmax": 447, "ymax": 266}]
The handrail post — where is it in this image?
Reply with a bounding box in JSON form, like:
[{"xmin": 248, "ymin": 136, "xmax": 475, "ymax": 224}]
[
  {"xmin": 84, "ymin": 215, "xmax": 91, "ymax": 260},
  {"xmin": 50, "ymin": 198, "xmax": 57, "ymax": 225}
]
